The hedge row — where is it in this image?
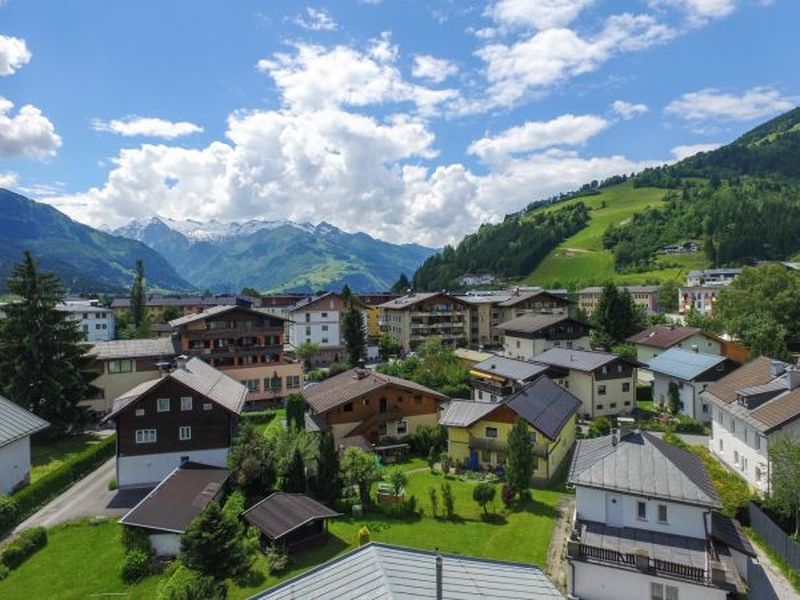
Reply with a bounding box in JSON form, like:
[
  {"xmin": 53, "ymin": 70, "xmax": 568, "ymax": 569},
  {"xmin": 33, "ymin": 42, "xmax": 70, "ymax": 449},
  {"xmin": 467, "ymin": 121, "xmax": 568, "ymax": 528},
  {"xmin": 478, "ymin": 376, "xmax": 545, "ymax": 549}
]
[
  {"xmin": 240, "ymin": 410, "xmax": 279, "ymax": 426},
  {"xmin": 0, "ymin": 434, "xmax": 117, "ymax": 534},
  {"xmin": 0, "ymin": 527, "xmax": 47, "ymax": 578}
]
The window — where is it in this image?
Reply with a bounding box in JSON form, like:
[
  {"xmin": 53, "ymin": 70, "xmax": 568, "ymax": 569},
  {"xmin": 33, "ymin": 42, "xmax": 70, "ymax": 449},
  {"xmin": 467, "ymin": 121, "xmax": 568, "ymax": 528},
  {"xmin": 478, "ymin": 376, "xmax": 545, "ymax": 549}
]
[
  {"xmin": 243, "ymin": 379, "xmax": 260, "ymax": 393},
  {"xmin": 516, "ymin": 340, "xmax": 521, "ymax": 349},
  {"xmin": 622, "ymin": 382, "xmax": 630, "ymax": 393},
  {"xmin": 637, "ymin": 501, "xmax": 647, "ymax": 520},
  {"xmin": 651, "ymin": 581, "xmax": 678, "ymax": 599},
  {"xmin": 287, "ymin": 375, "xmax": 301, "ymax": 389},
  {"xmin": 343, "ymin": 402, "xmax": 354, "ymax": 412},
  {"xmin": 601, "ymin": 365, "xmax": 608, "ymax": 374},
  {"xmin": 755, "ymin": 435, "xmax": 761, "ymax": 450},
  {"xmin": 322, "ymin": 325, "xmax": 328, "ymax": 331},
  {"xmin": 596, "ymin": 404, "xmax": 604, "ymax": 410},
  {"xmin": 624, "ymin": 400, "xmax": 631, "ymax": 406},
  {"xmin": 609, "ymin": 402, "xmax": 617, "ymax": 409},
  {"xmin": 135, "ymin": 408, "xmax": 145, "ymax": 417},
  {"xmin": 480, "ymin": 449, "xmax": 491, "ymax": 463},
  {"xmin": 179, "ymin": 426, "xmax": 191, "ymax": 441},
  {"xmin": 203, "ymin": 402, "xmax": 212, "ymax": 411},
  {"xmin": 378, "ymin": 423, "xmax": 387, "ymax": 436},
  {"xmin": 485, "ymin": 427, "xmax": 498, "ymax": 438},
  {"xmin": 135, "ymin": 429, "xmax": 157, "ymax": 444},
  {"xmin": 321, "ymin": 312, "xmax": 328, "ymax": 318},
  {"xmin": 617, "ymin": 364, "xmax": 623, "ymax": 373},
  {"xmin": 734, "ymin": 449, "xmax": 739, "ymax": 464},
  {"xmin": 755, "ymin": 466, "xmax": 762, "ymax": 482},
  {"xmin": 658, "ymin": 504, "xmax": 668, "ymax": 523},
  {"xmin": 396, "ymin": 421, "xmax": 408, "ymax": 435},
  {"xmin": 108, "ymin": 359, "xmax": 133, "ymax": 374},
  {"xmin": 321, "ymin": 338, "xmax": 329, "ymax": 344},
  {"xmin": 702, "ymin": 403, "xmax": 709, "ymax": 414},
  {"xmin": 730, "ymin": 418, "xmax": 736, "ymax": 433},
  {"xmin": 719, "ymin": 438, "xmax": 724, "ymax": 452},
  {"xmin": 157, "ymin": 398, "xmax": 170, "ymax": 412},
  {"xmin": 269, "ymin": 376, "xmax": 282, "ymax": 390},
  {"xmin": 180, "ymin": 397, "xmax": 193, "ymax": 411},
  {"xmin": 305, "ymin": 326, "xmax": 311, "ymax": 336},
  {"xmin": 598, "ymin": 385, "xmax": 607, "ymax": 395}
]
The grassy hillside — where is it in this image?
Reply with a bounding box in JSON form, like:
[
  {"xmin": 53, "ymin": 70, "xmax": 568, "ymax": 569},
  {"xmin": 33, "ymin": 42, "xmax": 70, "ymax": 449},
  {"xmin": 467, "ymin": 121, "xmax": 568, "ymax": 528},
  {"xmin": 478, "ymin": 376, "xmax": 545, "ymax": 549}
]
[{"xmin": 525, "ymin": 182, "xmax": 708, "ymax": 285}]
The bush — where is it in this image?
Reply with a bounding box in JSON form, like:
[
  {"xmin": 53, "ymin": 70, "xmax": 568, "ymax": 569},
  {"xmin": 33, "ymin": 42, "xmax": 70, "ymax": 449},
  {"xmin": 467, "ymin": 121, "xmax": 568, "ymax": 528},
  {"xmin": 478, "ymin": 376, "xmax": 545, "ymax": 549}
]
[
  {"xmin": 441, "ymin": 482, "xmax": 455, "ymax": 520},
  {"xmin": 306, "ymin": 369, "xmax": 326, "ymax": 382},
  {"xmin": 264, "ymin": 544, "xmax": 289, "ymax": 575},
  {"xmin": 0, "ymin": 564, "xmax": 8, "ymax": 580},
  {"xmin": 121, "ymin": 549, "xmax": 152, "ymax": 583},
  {"xmin": 157, "ymin": 565, "xmax": 228, "ymax": 600},
  {"xmin": 240, "ymin": 410, "xmax": 279, "ymax": 426},
  {"xmin": 0, "ymin": 496, "xmax": 18, "ymax": 535},
  {"xmin": 587, "ymin": 417, "xmax": 612, "ymax": 438},
  {"xmin": 222, "ymin": 490, "xmax": 246, "ymax": 519},
  {"xmin": 328, "ymin": 362, "xmax": 350, "ymax": 377},
  {"xmin": 1, "ymin": 527, "xmax": 47, "ymax": 570},
  {"xmin": 108, "ymin": 478, "xmax": 117, "ymax": 491},
  {"xmin": 121, "ymin": 525, "xmax": 152, "ymax": 554},
  {"xmin": 11, "ymin": 435, "xmax": 116, "ymax": 527}
]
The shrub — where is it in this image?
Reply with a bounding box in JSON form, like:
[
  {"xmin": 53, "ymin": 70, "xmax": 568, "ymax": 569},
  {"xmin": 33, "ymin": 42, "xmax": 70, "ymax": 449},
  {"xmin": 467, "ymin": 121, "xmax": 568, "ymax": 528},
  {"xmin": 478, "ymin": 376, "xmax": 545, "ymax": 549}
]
[
  {"xmin": 157, "ymin": 565, "xmax": 228, "ymax": 600},
  {"xmin": 427, "ymin": 487, "xmax": 439, "ymax": 518},
  {"xmin": 222, "ymin": 490, "xmax": 246, "ymax": 520},
  {"xmin": 473, "ymin": 483, "xmax": 496, "ymax": 515},
  {"xmin": 0, "ymin": 496, "xmax": 18, "ymax": 535},
  {"xmin": 587, "ymin": 417, "xmax": 612, "ymax": 438},
  {"xmin": 108, "ymin": 478, "xmax": 117, "ymax": 491},
  {"xmin": 121, "ymin": 525, "xmax": 152, "ymax": 554},
  {"xmin": 441, "ymin": 482, "xmax": 455, "ymax": 520},
  {"xmin": 1, "ymin": 527, "xmax": 47, "ymax": 570},
  {"xmin": 121, "ymin": 549, "xmax": 152, "ymax": 583},
  {"xmin": 0, "ymin": 564, "xmax": 8, "ymax": 580},
  {"xmin": 240, "ymin": 410, "xmax": 279, "ymax": 426},
  {"xmin": 264, "ymin": 544, "xmax": 289, "ymax": 575},
  {"xmin": 328, "ymin": 362, "xmax": 350, "ymax": 377},
  {"xmin": 439, "ymin": 453, "xmax": 453, "ymax": 476}
]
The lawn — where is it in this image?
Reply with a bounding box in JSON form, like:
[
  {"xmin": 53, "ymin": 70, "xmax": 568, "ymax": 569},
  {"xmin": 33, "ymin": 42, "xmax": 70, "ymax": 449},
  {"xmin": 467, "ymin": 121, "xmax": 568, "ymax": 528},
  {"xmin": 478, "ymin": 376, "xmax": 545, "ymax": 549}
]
[
  {"xmin": 0, "ymin": 462, "xmax": 568, "ymax": 599},
  {"xmin": 28, "ymin": 433, "xmax": 107, "ymax": 484},
  {"xmin": 525, "ymin": 182, "xmax": 710, "ymax": 286}
]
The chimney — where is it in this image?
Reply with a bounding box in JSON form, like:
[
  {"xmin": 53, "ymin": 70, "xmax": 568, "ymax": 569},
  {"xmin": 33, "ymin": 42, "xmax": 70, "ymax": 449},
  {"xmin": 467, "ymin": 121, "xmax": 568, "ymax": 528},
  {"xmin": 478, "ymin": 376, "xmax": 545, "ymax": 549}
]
[
  {"xmin": 611, "ymin": 428, "xmax": 619, "ymax": 446},
  {"xmin": 175, "ymin": 354, "xmax": 189, "ymax": 370},
  {"xmin": 617, "ymin": 416, "xmax": 635, "ymax": 440},
  {"xmin": 435, "ymin": 551, "xmax": 443, "ymax": 600},
  {"xmin": 771, "ymin": 360, "xmax": 787, "ymax": 378},
  {"xmin": 354, "ymin": 368, "xmax": 369, "ymax": 380},
  {"xmin": 787, "ymin": 367, "xmax": 800, "ymax": 391}
]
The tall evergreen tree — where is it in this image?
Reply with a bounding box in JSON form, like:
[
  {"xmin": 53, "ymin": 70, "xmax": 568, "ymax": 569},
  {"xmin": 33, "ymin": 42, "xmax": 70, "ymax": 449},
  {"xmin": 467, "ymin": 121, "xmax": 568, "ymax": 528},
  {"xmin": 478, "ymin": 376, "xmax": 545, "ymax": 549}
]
[
  {"xmin": 591, "ymin": 284, "xmax": 644, "ymax": 349},
  {"xmin": 391, "ymin": 273, "xmax": 411, "ymax": 294},
  {"xmin": 285, "ymin": 394, "xmax": 306, "ymax": 431},
  {"xmin": 129, "ymin": 259, "xmax": 146, "ymax": 328},
  {"xmin": 505, "ymin": 418, "xmax": 535, "ymax": 499},
  {"xmin": 313, "ymin": 432, "xmax": 342, "ymax": 505},
  {"xmin": 341, "ymin": 286, "xmax": 365, "ymax": 366},
  {"xmin": 180, "ymin": 501, "xmax": 252, "ymax": 580},
  {"xmin": 0, "ymin": 252, "xmax": 95, "ymax": 431},
  {"xmin": 282, "ymin": 448, "xmax": 306, "ymax": 493},
  {"xmin": 228, "ymin": 423, "xmax": 276, "ymax": 500}
]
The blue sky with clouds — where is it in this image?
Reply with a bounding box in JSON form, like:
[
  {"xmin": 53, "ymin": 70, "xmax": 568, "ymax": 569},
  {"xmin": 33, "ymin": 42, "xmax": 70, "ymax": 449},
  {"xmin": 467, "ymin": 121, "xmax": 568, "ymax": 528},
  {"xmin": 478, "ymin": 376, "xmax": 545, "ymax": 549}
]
[{"xmin": 1, "ymin": 0, "xmax": 798, "ymax": 246}]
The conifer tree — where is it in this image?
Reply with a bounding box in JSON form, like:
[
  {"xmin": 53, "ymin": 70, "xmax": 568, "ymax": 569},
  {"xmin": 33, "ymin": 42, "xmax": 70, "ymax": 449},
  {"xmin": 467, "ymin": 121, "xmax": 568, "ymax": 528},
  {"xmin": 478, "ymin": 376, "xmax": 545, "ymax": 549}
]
[
  {"xmin": 282, "ymin": 448, "xmax": 306, "ymax": 493},
  {"xmin": 341, "ymin": 285, "xmax": 365, "ymax": 366},
  {"xmin": 506, "ymin": 418, "xmax": 535, "ymax": 500},
  {"xmin": 313, "ymin": 432, "xmax": 342, "ymax": 505},
  {"xmin": 181, "ymin": 501, "xmax": 252, "ymax": 580},
  {"xmin": 129, "ymin": 259, "xmax": 146, "ymax": 329},
  {"xmin": 285, "ymin": 394, "xmax": 306, "ymax": 431}
]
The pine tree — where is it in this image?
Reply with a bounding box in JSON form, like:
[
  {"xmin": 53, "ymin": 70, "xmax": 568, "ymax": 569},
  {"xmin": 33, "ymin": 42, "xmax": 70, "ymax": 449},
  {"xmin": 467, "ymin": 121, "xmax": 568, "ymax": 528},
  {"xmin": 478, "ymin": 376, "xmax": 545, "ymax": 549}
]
[
  {"xmin": 282, "ymin": 448, "xmax": 306, "ymax": 493},
  {"xmin": 591, "ymin": 283, "xmax": 644, "ymax": 348},
  {"xmin": 129, "ymin": 259, "xmax": 146, "ymax": 329},
  {"xmin": 228, "ymin": 423, "xmax": 276, "ymax": 500},
  {"xmin": 0, "ymin": 252, "xmax": 95, "ymax": 431},
  {"xmin": 391, "ymin": 273, "xmax": 411, "ymax": 294},
  {"xmin": 506, "ymin": 418, "xmax": 535, "ymax": 500},
  {"xmin": 180, "ymin": 501, "xmax": 252, "ymax": 580},
  {"xmin": 285, "ymin": 394, "xmax": 306, "ymax": 431},
  {"xmin": 313, "ymin": 432, "xmax": 342, "ymax": 505},
  {"xmin": 341, "ymin": 286, "xmax": 365, "ymax": 367}
]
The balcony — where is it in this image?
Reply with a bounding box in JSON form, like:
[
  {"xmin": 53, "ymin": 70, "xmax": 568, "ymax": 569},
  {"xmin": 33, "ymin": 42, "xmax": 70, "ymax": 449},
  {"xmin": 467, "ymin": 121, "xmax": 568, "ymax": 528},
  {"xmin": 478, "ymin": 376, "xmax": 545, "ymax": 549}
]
[{"xmin": 467, "ymin": 434, "xmax": 549, "ymax": 458}]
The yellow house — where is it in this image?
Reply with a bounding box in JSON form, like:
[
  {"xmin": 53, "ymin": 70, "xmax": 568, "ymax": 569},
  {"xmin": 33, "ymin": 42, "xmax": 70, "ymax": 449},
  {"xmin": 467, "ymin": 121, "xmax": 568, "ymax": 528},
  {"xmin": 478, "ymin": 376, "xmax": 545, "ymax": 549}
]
[{"xmin": 439, "ymin": 376, "xmax": 580, "ymax": 483}]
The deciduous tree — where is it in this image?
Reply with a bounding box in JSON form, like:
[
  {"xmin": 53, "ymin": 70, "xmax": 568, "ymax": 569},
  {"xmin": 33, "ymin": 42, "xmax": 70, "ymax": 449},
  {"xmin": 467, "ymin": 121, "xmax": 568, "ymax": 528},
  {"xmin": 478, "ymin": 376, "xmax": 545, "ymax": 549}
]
[{"xmin": 767, "ymin": 437, "xmax": 800, "ymax": 536}]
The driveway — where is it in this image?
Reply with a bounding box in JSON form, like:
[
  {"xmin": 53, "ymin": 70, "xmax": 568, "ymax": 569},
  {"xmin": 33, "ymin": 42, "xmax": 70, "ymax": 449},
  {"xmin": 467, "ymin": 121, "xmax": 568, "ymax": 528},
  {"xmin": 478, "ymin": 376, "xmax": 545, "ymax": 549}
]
[
  {"xmin": 748, "ymin": 541, "xmax": 800, "ymax": 600},
  {"xmin": 650, "ymin": 430, "xmax": 710, "ymax": 448},
  {"xmin": 8, "ymin": 458, "xmax": 149, "ymax": 537}
]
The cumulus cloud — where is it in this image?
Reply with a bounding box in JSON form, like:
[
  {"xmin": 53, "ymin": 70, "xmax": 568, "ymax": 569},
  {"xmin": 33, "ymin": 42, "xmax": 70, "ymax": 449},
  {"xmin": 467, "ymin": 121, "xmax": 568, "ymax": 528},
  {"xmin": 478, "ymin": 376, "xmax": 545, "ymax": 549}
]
[
  {"xmin": 610, "ymin": 100, "xmax": 649, "ymax": 120},
  {"xmin": 665, "ymin": 87, "xmax": 795, "ymax": 121},
  {"xmin": 468, "ymin": 114, "xmax": 608, "ymax": 164},
  {"xmin": 411, "ymin": 54, "xmax": 458, "ymax": 83},
  {"xmin": 0, "ymin": 34, "xmax": 31, "ymax": 76},
  {"xmin": 487, "ymin": 0, "xmax": 596, "ymax": 31},
  {"xmin": 649, "ymin": 0, "xmax": 737, "ymax": 26},
  {"xmin": 0, "ymin": 96, "xmax": 62, "ymax": 159},
  {"xmin": 294, "ymin": 7, "xmax": 338, "ymax": 31},
  {"xmin": 91, "ymin": 116, "xmax": 204, "ymax": 139},
  {"xmin": 671, "ymin": 143, "xmax": 722, "ymax": 160},
  {"xmin": 0, "ymin": 171, "xmax": 18, "ymax": 188}
]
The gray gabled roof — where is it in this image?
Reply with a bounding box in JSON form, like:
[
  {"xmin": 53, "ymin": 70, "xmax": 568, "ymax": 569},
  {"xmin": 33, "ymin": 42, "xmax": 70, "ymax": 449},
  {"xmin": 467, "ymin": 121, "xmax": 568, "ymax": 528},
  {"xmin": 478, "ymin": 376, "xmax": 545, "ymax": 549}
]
[
  {"xmin": 646, "ymin": 348, "xmax": 728, "ymax": 382},
  {"xmin": 250, "ymin": 542, "xmax": 564, "ymax": 600},
  {"xmin": 506, "ymin": 377, "xmax": 581, "ymax": 441},
  {"xmin": 0, "ymin": 395, "xmax": 49, "ymax": 449},
  {"xmin": 89, "ymin": 337, "xmax": 177, "ymax": 361},
  {"xmin": 569, "ymin": 431, "xmax": 721, "ymax": 508},
  {"xmin": 439, "ymin": 400, "xmax": 499, "ymax": 428},
  {"xmin": 495, "ymin": 314, "xmax": 579, "ymax": 335},
  {"xmin": 532, "ymin": 348, "xmax": 625, "ymax": 373},
  {"xmin": 472, "ymin": 355, "xmax": 549, "ymax": 382}
]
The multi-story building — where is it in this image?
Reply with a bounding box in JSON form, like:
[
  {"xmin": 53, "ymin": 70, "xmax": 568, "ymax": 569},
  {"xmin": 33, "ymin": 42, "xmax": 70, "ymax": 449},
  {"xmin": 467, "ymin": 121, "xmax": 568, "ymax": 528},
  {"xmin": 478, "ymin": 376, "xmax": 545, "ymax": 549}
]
[
  {"xmin": 498, "ymin": 314, "xmax": 591, "ymax": 360},
  {"xmin": 646, "ymin": 348, "xmax": 738, "ymax": 423},
  {"xmin": 58, "ymin": 300, "xmax": 115, "ymax": 341},
  {"xmin": 678, "ymin": 285, "xmax": 724, "ymax": 315},
  {"xmin": 169, "ymin": 304, "xmax": 302, "ymax": 407},
  {"xmin": 579, "ymin": 285, "xmax": 659, "ymax": 316},
  {"xmin": 87, "ymin": 338, "xmax": 178, "ymax": 415},
  {"xmin": 686, "ymin": 268, "xmax": 741, "ymax": 287},
  {"xmin": 627, "ymin": 325, "xmax": 722, "ymax": 365},
  {"xmin": 378, "ymin": 292, "xmax": 471, "ymax": 353},
  {"xmin": 302, "ymin": 367, "xmax": 448, "ymax": 447},
  {"xmin": 110, "ymin": 294, "xmax": 260, "ymax": 318},
  {"xmin": 469, "ymin": 355, "xmax": 550, "ymax": 403},
  {"xmin": 531, "ymin": 348, "xmax": 637, "ymax": 419},
  {"xmin": 567, "ymin": 428, "xmax": 751, "ymax": 600},
  {"xmin": 440, "ymin": 376, "xmax": 580, "ymax": 481},
  {"xmin": 705, "ymin": 357, "xmax": 800, "ymax": 493},
  {"xmin": 287, "ymin": 292, "xmax": 351, "ymax": 366},
  {"xmin": 357, "ymin": 293, "xmax": 399, "ymax": 340},
  {"xmin": 102, "ymin": 357, "xmax": 246, "ymax": 489}
]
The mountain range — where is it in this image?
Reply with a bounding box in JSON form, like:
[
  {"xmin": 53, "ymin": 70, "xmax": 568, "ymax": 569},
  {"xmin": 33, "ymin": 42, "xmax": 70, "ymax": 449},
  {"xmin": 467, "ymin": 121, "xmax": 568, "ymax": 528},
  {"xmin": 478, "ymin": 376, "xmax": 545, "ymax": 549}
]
[{"xmin": 112, "ymin": 216, "xmax": 435, "ymax": 293}]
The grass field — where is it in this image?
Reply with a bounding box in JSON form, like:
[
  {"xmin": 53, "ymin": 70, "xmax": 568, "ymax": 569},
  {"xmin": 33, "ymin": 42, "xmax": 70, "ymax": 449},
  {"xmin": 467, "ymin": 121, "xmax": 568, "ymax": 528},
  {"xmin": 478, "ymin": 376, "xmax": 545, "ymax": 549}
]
[
  {"xmin": 28, "ymin": 433, "xmax": 106, "ymax": 484},
  {"xmin": 0, "ymin": 462, "xmax": 567, "ymax": 600},
  {"xmin": 525, "ymin": 182, "xmax": 709, "ymax": 286}
]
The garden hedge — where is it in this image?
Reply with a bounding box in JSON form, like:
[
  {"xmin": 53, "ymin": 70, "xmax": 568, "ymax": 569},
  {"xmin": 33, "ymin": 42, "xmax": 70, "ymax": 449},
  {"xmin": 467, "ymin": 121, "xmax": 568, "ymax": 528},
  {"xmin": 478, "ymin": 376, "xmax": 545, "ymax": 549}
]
[{"xmin": 1, "ymin": 527, "xmax": 47, "ymax": 570}]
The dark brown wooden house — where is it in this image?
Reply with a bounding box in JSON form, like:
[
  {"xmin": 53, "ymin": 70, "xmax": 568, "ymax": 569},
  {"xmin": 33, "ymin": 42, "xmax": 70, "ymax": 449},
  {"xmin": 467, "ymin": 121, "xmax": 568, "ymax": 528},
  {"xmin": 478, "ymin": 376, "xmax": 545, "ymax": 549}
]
[{"xmin": 243, "ymin": 492, "xmax": 341, "ymax": 552}]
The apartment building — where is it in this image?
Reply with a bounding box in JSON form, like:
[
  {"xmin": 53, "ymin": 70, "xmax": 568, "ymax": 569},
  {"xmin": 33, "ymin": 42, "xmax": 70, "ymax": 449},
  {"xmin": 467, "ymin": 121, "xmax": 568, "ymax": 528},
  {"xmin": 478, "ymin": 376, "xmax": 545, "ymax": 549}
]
[
  {"xmin": 579, "ymin": 285, "xmax": 659, "ymax": 315},
  {"xmin": 169, "ymin": 304, "xmax": 302, "ymax": 406},
  {"xmin": 287, "ymin": 292, "xmax": 351, "ymax": 366},
  {"xmin": 686, "ymin": 268, "xmax": 741, "ymax": 287},
  {"xmin": 705, "ymin": 357, "xmax": 800, "ymax": 493},
  {"xmin": 357, "ymin": 293, "xmax": 400, "ymax": 340},
  {"xmin": 110, "ymin": 294, "xmax": 259, "ymax": 318},
  {"xmin": 498, "ymin": 314, "xmax": 591, "ymax": 360},
  {"xmin": 627, "ymin": 325, "xmax": 722, "ymax": 364},
  {"xmin": 378, "ymin": 292, "xmax": 470, "ymax": 353},
  {"xmin": 58, "ymin": 300, "xmax": 115, "ymax": 342}
]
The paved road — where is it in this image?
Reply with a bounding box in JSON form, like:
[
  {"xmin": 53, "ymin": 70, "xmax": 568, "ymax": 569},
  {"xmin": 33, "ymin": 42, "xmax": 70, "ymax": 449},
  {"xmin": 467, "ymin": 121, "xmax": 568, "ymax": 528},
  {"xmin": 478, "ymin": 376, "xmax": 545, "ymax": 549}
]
[
  {"xmin": 9, "ymin": 458, "xmax": 147, "ymax": 536},
  {"xmin": 749, "ymin": 541, "xmax": 800, "ymax": 600}
]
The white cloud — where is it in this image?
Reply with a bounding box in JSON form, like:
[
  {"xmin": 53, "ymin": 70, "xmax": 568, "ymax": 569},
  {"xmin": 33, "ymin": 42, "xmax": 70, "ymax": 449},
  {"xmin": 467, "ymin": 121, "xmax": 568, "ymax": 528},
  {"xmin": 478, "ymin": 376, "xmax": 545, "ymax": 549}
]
[
  {"xmin": 468, "ymin": 114, "xmax": 609, "ymax": 164},
  {"xmin": 0, "ymin": 96, "xmax": 62, "ymax": 159},
  {"xmin": 487, "ymin": 0, "xmax": 596, "ymax": 30},
  {"xmin": 91, "ymin": 116, "xmax": 203, "ymax": 139},
  {"xmin": 411, "ymin": 54, "xmax": 458, "ymax": 83},
  {"xmin": 671, "ymin": 143, "xmax": 722, "ymax": 160},
  {"xmin": 0, "ymin": 34, "xmax": 31, "ymax": 76},
  {"xmin": 610, "ymin": 100, "xmax": 649, "ymax": 120},
  {"xmin": 665, "ymin": 87, "xmax": 795, "ymax": 121},
  {"xmin": 476, "ymin": 13, "xmax": 675, "ymax": 108},
  {"xmin": 0, "ymin": 171, "xmax": 18, "ymax": 188},
  {"xmin": 649, "ymin": 0, "xmax": 737, "ymax": 26},
  {"xmin": 256, "ymin": 37, "xmax": 457, "ymax": 115},
  {"xmin": 294, "ymin": 7, "xmax": 338, "ymax": 31}
]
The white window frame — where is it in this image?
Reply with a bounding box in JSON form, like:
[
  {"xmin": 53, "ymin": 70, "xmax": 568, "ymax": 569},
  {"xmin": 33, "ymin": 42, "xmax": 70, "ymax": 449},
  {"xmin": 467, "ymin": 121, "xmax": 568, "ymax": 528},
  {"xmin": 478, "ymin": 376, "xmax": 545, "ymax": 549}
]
[
  {"xmin": 179, "ymin": 426, "xmax": 192, "ymax": 441},
  {"xmin": 157, "ymin": 398, "xmax": 170, "ymax": 413},
  {"xmin": 135, "ymin": 429, "xmax": 157, "ymax": 444},
  {"xmin": 396, "ymin": 420, "xmax": 408, "ymax": 435},
  {"xmin": 135, "ymin": 408, "xmax": 145, "ymax": 417},
  {"xmin": 180, "ymin": 396, "xmax": 193, "ymax": 411},
  {"xmin": 658, "ymin": 504, "xmax": 668, "ymax": 524},
  {"xmin": 203, "ymin": 402, "xmax": 212, "ymax": 411}
]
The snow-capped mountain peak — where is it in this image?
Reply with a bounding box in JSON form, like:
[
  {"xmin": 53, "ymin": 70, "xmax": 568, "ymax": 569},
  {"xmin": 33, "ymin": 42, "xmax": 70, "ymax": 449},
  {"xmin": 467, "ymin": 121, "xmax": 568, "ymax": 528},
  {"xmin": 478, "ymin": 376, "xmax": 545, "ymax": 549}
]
[{"xmin": 114, "ymin": 215, "xmax": 318, "ymax": 243}]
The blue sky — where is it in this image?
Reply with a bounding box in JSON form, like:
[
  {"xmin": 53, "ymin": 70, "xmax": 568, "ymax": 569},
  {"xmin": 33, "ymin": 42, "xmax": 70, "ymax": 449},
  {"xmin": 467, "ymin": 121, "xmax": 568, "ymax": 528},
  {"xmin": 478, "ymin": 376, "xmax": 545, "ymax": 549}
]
[{"xmin": 1, "ymin": 0, "xmax": 798, "ymax": 246}]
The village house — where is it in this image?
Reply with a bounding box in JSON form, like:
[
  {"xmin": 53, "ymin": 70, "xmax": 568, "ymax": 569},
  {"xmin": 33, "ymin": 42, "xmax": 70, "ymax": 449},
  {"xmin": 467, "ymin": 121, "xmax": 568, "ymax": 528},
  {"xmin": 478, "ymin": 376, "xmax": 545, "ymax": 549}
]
[
  {"xmin": 497, "ymin": 314, "xmax": 591, "ymax": 360},
  {"xmin": 686, "ymin": 268, "xmax": 741, "ymax": 287},
  {"xmin": 567, "ymin": 428, "xmax": 752, "ymax": 600},
  {"xmin": 287, "ymin": 292, "xmax": 352, "ymax": 366},
  {"xmin": 87, "ymin": 337, "xmax": 178, "ymax": 415},
  {"xmin": 378, "ymin": 292, "xmax": 471, "ymax": 353},
  {"xmin": 119, "ymin": 462, "xmax": 230, "ymax": 557},
  {"xmin": 531, "ymin": 348, "xmax": 637, "ymax": 419},
  {"xmin": 102, "ymin": 357, "xmax": 246, "ymax": 489},
  {"xmin": 302, "ymin": 367, "xmax": 448, "ymax": 448},
  {"xmin": 579, "ymin": 285, "xmax": 660, "ymax": 316},
  {"xmin": 251, "ymin": 542, "xmax": 564, "ymax": 599},
  {"xmin": 169, "ymin": 304, "xmax": 302, "ymax": 407},
  {"xmin": 0, "ymin": 396, "xmax": 49, "ymax": 495},
  {"xmin": 627, "ymin": 325, "xmax": 722, "ymax": 365},
  {"xmin": 705, "ymin": 357, "xmax": 800, "ymax": 493},
  {"xmin": 469, "ymin": 354, "xmax": 549, "ymax": 403},
  {"xmin": 58, "ymin": 299, "xmax": 115, "ymax": 342},
  {"xmin": 646, "ymin": 348, "xmax": 739, "ymax": 423},
  {"xmin": 440, "ymin": 376, "xmax": 580, "ymax": 482}
]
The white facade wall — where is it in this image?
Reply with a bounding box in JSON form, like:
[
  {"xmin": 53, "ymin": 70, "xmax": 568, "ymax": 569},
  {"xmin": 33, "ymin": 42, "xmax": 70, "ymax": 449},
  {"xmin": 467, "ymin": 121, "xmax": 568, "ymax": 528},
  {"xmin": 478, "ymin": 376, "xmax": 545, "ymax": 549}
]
[
  {"xmin": 62, "ymin": 306, "xmax": 115, "ymax": 342},
  {"xmin": 569, "ymin": 560, "xmax": 727, "ymax": 600},
  {"xmin": 0, "ymin": 436, "xmax": 32, "ymax": 495},
  {"xmin": 503, "ymin": 335, "xmax": 590, "ymax": 360},
  {"xmin": 708, "ymin": 405, "xmax": 770, "ymax": 492},
  {"xmin": 575, "ymin": 486, "xmax": 711, "ymax": 540},
  {"xmin": 117, "ymin": 447, "xmax": 229, "ymax": 489},
  {"xmin": 149, "ymin": 533, "xmax": 181, "ymax": 558},
  {"xmin": 652, "ymin": 374, "xmax": 710, "ymax": 422}
]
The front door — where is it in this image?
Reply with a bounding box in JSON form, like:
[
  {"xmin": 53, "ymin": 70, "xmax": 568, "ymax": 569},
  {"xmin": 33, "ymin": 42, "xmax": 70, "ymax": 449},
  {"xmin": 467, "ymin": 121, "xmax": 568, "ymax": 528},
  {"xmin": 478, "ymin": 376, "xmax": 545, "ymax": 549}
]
[
  {"xmin": 379, "ymin": 397, "xmax": 388, "ymax": 413},
  {"xmin": 605, "ymin": 493, "xmax": 623, "ymax": 527}
]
